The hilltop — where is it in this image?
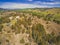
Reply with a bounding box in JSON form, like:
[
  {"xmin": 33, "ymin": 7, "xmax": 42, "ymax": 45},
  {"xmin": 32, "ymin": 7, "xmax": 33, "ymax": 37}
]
[{"xmin": 0, "ymin": 8, "xmax": 60, "ymax": 45}]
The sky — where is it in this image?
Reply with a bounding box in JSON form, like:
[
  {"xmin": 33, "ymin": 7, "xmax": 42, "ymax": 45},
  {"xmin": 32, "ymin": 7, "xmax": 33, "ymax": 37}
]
[{"xmin": 0, "ymin": 0, "xmax": 60, "ymax": 9}]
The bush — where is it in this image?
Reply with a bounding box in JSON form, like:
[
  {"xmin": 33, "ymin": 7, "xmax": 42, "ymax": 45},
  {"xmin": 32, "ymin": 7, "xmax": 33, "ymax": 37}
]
[
  {"xmin": 56, "ymin": 35, "xmax": 60, "ymax": 42},
  {"xmin": 0, "ymin": 17, "xmax": 3, "ymax": 24},
  {"xmin": 20, "ymin": 38, "xmax": 25, "ymax": 43},
  {"xmin": 0, "ymin": 24, "xmax": 3, "ymax": 32},
  {"xmin": 25, "ymin": 43, "xmax": 29, "ymax": 45},
  {"xmin": 32, "ymin": 23, "xmax": 46, "ymax": 44}
]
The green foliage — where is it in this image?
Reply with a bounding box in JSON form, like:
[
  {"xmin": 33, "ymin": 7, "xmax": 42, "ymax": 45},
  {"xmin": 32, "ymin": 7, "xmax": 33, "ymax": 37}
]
[
  {"xmin": 0, "ymin": 8, "xmax": 60, "ymax": 45},
  {"xmin": 52, "ymin": 14, "xmax": 60, "ymax": 24},
  {"xmin": 53, "ymin": 19, "xmax": 60, "ymax": 24},
  {"xmin": 25, "ymin": 43, "xmax": 29, "ymax": 45},
  {"xmin": 20, "ymin": 38, "xmax": 25, "ymax": 43},
  {"xmin": 45, "ymin": 32, "xmax": 59, "ymax": 45},
  {"xmin": 56, "ymin": 35, "xmax": 60, "ymax": 42},
  {"xmin": 0, "ymin": 42, "xmax": 1, "ymax": 45},
  {"xmin": 0, "ymin": 17, "xmax": 3, "ymax": 24},
  {"xmin": 0, "ymin": 24, "xmax": 3, "ymax": 32},
  {"xmin": 32, "ymin": 23, "xmax": 46, "ymax": 45}
]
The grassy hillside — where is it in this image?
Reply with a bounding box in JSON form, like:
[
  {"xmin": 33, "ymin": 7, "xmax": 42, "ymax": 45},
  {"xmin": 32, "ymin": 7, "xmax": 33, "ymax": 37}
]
[{"xmin": 0, "ymin": 8, "xmax": 60, "ymax": 45}]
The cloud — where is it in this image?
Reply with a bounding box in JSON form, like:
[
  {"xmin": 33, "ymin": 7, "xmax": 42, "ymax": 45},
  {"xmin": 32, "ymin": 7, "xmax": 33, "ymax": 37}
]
[
  {"xmin": 28, "ymin": 0, "xmax": 33, "ymax": 1},
  {"xmin": 0, "ymin": 2, "xmax": 48, "ymax": 9},
  {"xmin": 0, "ymin": 2, "xmax": 60, "ymax": 9},
  {"xmin": 42, "ymin": 2, "xmax": 60, "ymax": 5},
  {"xmin": 34, "ymin": 1, "xmax": 60, "ymax": 5}
]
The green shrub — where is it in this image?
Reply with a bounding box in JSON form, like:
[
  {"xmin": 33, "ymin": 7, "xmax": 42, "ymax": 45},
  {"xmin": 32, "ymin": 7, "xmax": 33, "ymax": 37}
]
[
  {"xmin": 0, "ymin": 17, "xmax": 3, "ymax": 24},
  {"xmin": 25, "ymin": 43, "xmax": 29, "ymax": 45},
  {"xmin": 32, "ymin": 23, "xmax": 46, "ymax": 44},
  {"xmin": 20, "ymin": 38, "xmax": 25, "ymax": 43},
  {"xmin": 0, "ymin": 24, "xmax": 3, "ymax": 32}
]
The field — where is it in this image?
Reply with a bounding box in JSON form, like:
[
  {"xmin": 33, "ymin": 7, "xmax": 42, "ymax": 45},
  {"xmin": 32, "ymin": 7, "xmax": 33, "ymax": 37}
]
[{"xmin": 0, "ymin": 8, "xmax": 60, "ymax": 45}]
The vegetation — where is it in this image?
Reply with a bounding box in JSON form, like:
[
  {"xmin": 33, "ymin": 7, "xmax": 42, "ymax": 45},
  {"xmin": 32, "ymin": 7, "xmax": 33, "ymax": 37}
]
[
  {"xmin": 0, "ymin": 8, "xmax": 60, "ymax": 45},
  {"xmin": 20, "ymin": 38, "xmax": 25, "ymax": 43},
  {"xmin": 32, "ymin": 24, "xmax": 47, "ymax": 45}
]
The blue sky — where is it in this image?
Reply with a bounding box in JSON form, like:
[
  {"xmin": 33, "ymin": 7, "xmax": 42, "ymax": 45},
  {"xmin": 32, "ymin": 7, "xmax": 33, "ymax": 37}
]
[{"xmin": 0, "ymin": 0, "xmax": 60, "ymax": 9}]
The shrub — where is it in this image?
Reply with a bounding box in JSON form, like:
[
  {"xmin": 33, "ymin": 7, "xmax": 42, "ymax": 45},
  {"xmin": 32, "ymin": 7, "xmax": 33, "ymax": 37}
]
[
  {"xmin": 32, "ymin": 23, "xmax": 46, "ymax": 44},
  {"xmin": 0, "ymin": 17, "xmax": 3, "ymax": 24},
  {"xmin": 0, "ymin": 24, "xmax": 3, "ymax": 32},
  {"xmin": 20, "ymin": 38, "xmax": 25, "ymax": 43},
  {"xmin": 25, "ymin": 43, "xmax": 29, "ymax": 45}
]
